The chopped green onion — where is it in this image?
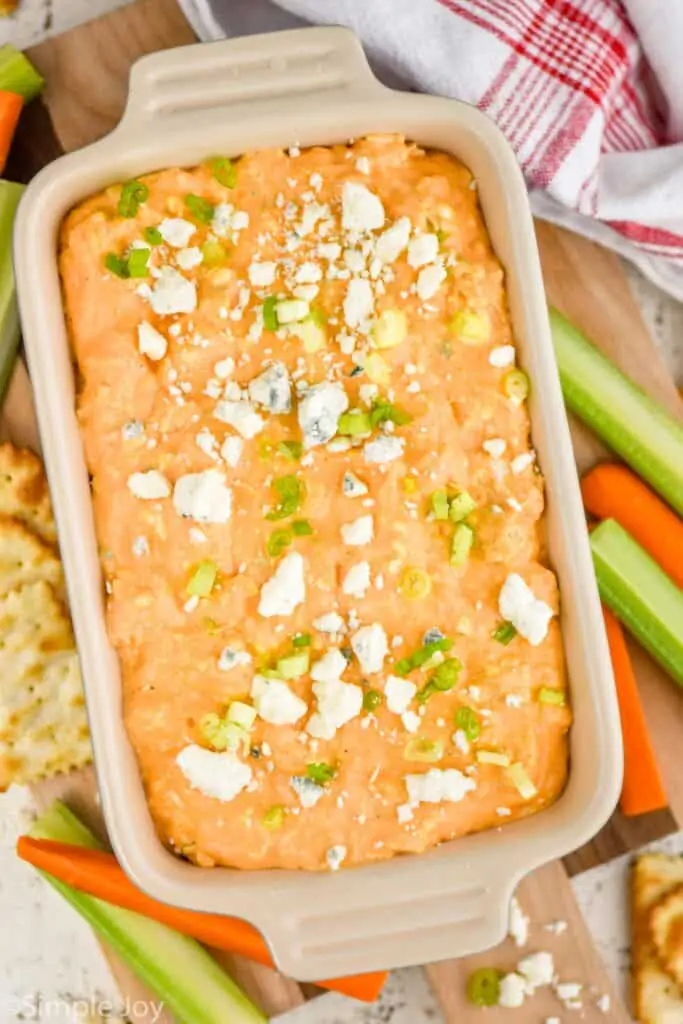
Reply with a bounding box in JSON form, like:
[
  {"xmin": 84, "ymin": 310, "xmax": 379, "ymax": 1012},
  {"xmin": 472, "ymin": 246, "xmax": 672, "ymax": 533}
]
[
  {"xmin": 467, "ymin": 968, "xmax": 502, "ymax": 1007},
  {"xmin": 292, "ymin": 633, "xmax": 312, "ymax": 648},
  {"xmin": 395, "ymin": 637, "xmax": 453, "ymax": 676},
  {"xmin": 199, "ymin": 713, "xmax": 246, "ymax": 752},
  {"xmin": 276, "ymin": 652, "xmax": 310, "ymax": 679},
  {"xmin": 539, "ymin": 687, "xmax": 566, "ymax": 706},
  {"xmin": 306, "ymin": 762, "xmax": 336, "ymax": 785},
  {"xmin": 492, "ymin": 621, "xmax": 517, "ymax": 645},
  {"xmin": 450, "ymin": 523, "xmax": 474, "ymax": 565},
  {"xmin": 404, "ymin": 737, "xmax": 444, "ymax": 763},
  {"xmin": 262, "ymin": 805, "xmax": 286, "ymax": 830},
  {"xmin": 265, "ymin": 475, "xmax": 304, "ymax": 521},
  {"xmin": 211, "ymin": 157, "xmax": 237, "ymax": 188},
  {"xmin": 430, "ymin": 658, "xmax": 462, "ymax": 691},
  {"xmin": 104, "ymin": 252, "xmax": 129, "ymax": 279},
  {"xmin": 449, "ymin": 491, "xmax": 477, "ymax": 522},
  {"xmin": 262, "ymin": 296, "xmax": 279, "ymax": 331},
  {"xmin": 0, "ymin": 44, "xmax": 44, "ymax": 101},
  {"xmin": 227, "ymin": 701, "xmax": 257, "ymax": 730},
  {"xmin": 117, "ymin": 180, "xmax": 148, "ymax": 218},
  {"xmin": 202, "ymin": 240, "xmax": 227, "ymax": 266},
  {"xmin": 454, "ymin": 706, "xmax": 480, "ymax": 741},
  {"xmin": 277, "ymin": 440, "xmax": 303, "ymax": 461},
  {"xmin": 143, "ymin": 226, "xmax": 163, "ymax": 246},
  {"xmin": 186, "ymin": 559, "xmax": 218, "ymax": 597},
  {"xmin": 291, "ymin": 518, "xmax": 313, "ymax": 536},
  {"xmin": 476, "ymin": 750, "xmax": 511, "ymax": 767},
  {"xmin": 506, "ymin": 762, "xmax": 538, "ymax": 799},
  {"xmin": 363, "ymin": 689, "xmax": 383, "ymax": 712},
  {"xmin": 308, "ymin": 306, "xmax": 327, "ymax": 327},
  {"xmin": 127, "ymin": 246, "xmax": 151, "ymax": 278},
  {"xmin": 369, "ymin": 400, "xmax": 412, "ymax": 428},
  {"xmin": 430, "ymin": 489, "xmax": 450, "ymax": 521},
  {"xmin": 450, "ymin": 309, "xmax": 491, "ymax": 345},
  {"xmin": 337, "ymin": 410, "xmax": 372, "ymax": 436},
  {"xmin": 266, "ymin": 528, "xmax": 292, "ymax": 558},
  {"xmin": 503, "ymin": 368, "xmax": 530, "ymax": 404},
  {"xmin": 184, "ymin": 193, "xmax": 215, "ymax": 224}
]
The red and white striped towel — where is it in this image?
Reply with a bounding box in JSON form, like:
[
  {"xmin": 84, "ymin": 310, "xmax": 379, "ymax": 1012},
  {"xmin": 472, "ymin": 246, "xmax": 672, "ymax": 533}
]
[{"xmin": 181, "ymin": 0, "xmax": 683, "ymax": 300}]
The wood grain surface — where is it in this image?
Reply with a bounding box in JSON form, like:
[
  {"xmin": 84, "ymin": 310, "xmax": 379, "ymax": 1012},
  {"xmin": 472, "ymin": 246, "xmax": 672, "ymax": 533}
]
[{"xmin": 4, "ymin": 0, "xmax": 682, "ymax": 1021}]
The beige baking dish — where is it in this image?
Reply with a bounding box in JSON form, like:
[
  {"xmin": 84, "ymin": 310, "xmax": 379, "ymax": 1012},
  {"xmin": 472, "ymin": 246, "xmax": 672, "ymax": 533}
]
[{"xmin": 13, "ymin": 27, "xmax": 622, "ymax": 981}]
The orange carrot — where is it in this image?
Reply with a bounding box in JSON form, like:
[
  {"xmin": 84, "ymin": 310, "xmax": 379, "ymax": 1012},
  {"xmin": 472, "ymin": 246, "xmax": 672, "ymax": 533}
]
[
  {"xmin": 582, "ymin": 463, "xmax": 683, "ymax": 588},
  {"xmin": 16, "ymin": 837, "xmax": 387, "ymax": 1002},
  {"xmin": 602, "ymin": 607, "xmax": 667, "ymax": 816},
  {"xmin": 0, "ymin": 90, "xmax": 23, "ymax": 173}
]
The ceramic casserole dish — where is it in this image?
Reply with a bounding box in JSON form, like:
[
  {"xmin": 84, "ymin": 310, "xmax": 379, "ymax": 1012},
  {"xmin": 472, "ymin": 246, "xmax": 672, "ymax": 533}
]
[{"xmin": 13, "ymin": 27, "xmax": 622, "ymax": 981}]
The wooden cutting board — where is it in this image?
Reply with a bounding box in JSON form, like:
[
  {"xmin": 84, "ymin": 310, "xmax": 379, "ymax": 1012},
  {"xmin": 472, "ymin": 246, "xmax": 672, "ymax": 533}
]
[{"xmin": 4, "ymin": 1, "xmax": 682, "ymax": 1020}]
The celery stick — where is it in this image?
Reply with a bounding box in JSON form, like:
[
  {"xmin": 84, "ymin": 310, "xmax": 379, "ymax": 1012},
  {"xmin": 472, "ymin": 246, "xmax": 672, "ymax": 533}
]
[
  {"xmin": 0, "ymin": 180, "xmax": 23, "ymax": 405},
  {"xmin": 0, "ymin": 44, "xmax": 44, "ymax": 101},
  {"xmin": 590, "ymin": 519, "xmax": 683, "ymax": 686},
  {"xmin": 29, "ymin": 801, "xmax": 266, "ymax": 1024},
  {"xmin": 550, "ymin": 307, "xmax": 683, "ymax": 515}
]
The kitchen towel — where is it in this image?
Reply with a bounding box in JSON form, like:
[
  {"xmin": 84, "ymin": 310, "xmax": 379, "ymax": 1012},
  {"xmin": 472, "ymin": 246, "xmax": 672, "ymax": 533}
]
[{"xmin": 179, "ymin": 0, "xmax": 683, "ymax": 301}]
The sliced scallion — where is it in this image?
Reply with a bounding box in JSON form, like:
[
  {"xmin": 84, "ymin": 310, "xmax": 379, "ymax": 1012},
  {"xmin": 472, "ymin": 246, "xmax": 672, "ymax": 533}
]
[
  {"xmin": 266, "ymin": 528, "xmax": 292, "ymax": 558},
  {"xmin": 539, "ymin": 687, "xmax": 566, "ymax": 706},
  {"xmin": 476, "ymin": 750, "xmax": 510, "ymax": 767},
  {"xmin": 117, "ymin": 180, "xmax": 148, "ymax": 218},
  {"xmin": 306, "ymin": 762, "xmax": 336, "ymax": 785},
  {"xmin": 185, "ymin": 193, "xmax": 215, "ymax": 224},
  {"xmin": 277, "ymin": 440, "xmax": 303, "ymax": 461},
  {"xmin": 369, "ymin": 399, "xmax": 412, "ymax": 428},
  {"xmin": 454, "ymin": 706, "xmax": 480, "ymax": 741},
  {"xmin": 186, "ymin": 560, "xmax": 218, "ymax": 597},
  {"xmin": 143, "ymin": 226, "xmax": 163, "ymax": 246},
  {"xmin": 127, "ymin": 247, "xmax": 151, "ymax": 279},
  {"xmin": 202, "ymin": 240, "xmax": 227, "ymax": 266},
  {"xmin": 291, "ymin": 519, "xmax": 313, "ymax": 536},
  {"xmin": 404, "ymin": 737, "xmax": 444, "ymax": 763},
  {"xmin": 449, "ymin": 491, "xmax": 476, "ymax": 522},
  {"xmin": 262, "ymin": 805, "xmax": 286, "ymax": 830},
  {"xmin": 276, "ymin": 651, "xmax": 310, "ymax": 679},
  {"xmin": 265, "ymin": 475, "xmax": 304, "ymax": 521},
  {"xmin": 211, "ymin": 157, "xmax": 237, "ymax": 188},
  {"xmin": 430, "ymin": 489, "xmax": 450, "ymax": 521},
  {"xmin": 337, "ymin": 410, "xmax": 372, "ymax": 436},
  {"xmin": 292, "ymin": 633, "xmax": 312, "ymax": 648},
  {"xmin": 363, "ymin": 689, "xmax": 382, "ymax": 712},
  {"xmin": 491, "ymin": 621, "xmax": 517, "ymax": 645},
  {"xmin": 450, "ymin": 523, "xmax": 474, "ymax": 565},
  {"xmin": 104, "ymin": 252, "xmax": 129, "ymax": 279},
  {"xmin": 262, "ymin": 296, "xmax": 279, "ymax": 331}
]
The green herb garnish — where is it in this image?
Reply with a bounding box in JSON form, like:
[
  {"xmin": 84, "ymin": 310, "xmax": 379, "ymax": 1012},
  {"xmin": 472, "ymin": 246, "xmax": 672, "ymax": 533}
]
[
  {"xmin": 417, "ymin": 657, "xmax": 462, "ymax": 703},
  {"xmin": 143, "ymin": 226, "xmax": 163, "ymax": 246},
  {"xmin": 291, "ymin": 519, "xmax": 313, "ymax": 536},
  {"xmin": 337, "ymin": 410, "xmax": 371, "ymax": 436},
  {"xmin": 262, "ymin": 805, "xmax": 286, "ymax": 830},
  {"xmin": 450, "ymin": 523, "xmax": 474, "ymax": 565},
  {"xmin": 369, "ymin": 399, "xmax": 412, "ymax": 428},
  {"xmin": 467, "ymin": 968, "xmax": 502, "ymax": 1007},
  {"xmin": 184, "ymin": 193, "xmax": 215, "ymax": 224},
  {"xmin": 448, "ymin": 491, "xmax": 477, "ymax": 522},
  {"xmin": 266, "ymin": 528, "xmax": 292, "ymax": 557},
  {"xmin": 265, "ymin": 475, "xmax": 304, "ymax": 521},
  {"xmin": 430, "ymin": 489, "xmax": 450, "ymax": 521},
  {"xmin": 262, "ymin": 296, "xmax": 279, "ymax": 331},
  {"xmin": 186, "ymin": 560, "xmax": 218, "ymax": 597},
  {"xmin": 292, "ymin": 633, "xmax": 312, "ymax": 648},
  {"xmin": 104, "ymin": 252, "xmax": 130, "ymax": 279},
  {"xmin": 277, "ymin": 440, "xmax": 303, "ymax": 461},
  {"xmin": 127, "ymin": 247, "xmax": 151, "ymax": 279},
  {"xmin": 363, "ymin": 689, "xmax": 383, "ymax": 712},
  {"xmin": 491, "ymin": 621, "xmax": 517, "ymax": 645},
  {"xmin": 211, "ymin": 157, "xmax": 237, "ymax": 188},
  {"xmin": 394, "ymin": 637, "xmax": 453, "ymax": 677},
  {"xmin": 454, "ymin": 706, "xmax": 480, "ymax": 741},
  {"xmin": 117, "ymin": 180, "xmax": 148, "ymax": 218},
  {"xmin": 306, "ymin": 763, "xmax": 336, "ymax": 785},
  {"xmin": 277, "ymin": 651, "xmax": 310, "ymax": 679},
  {"xmin": 539, "ymin": 687, "xmax": 566, "ymax": 706}
]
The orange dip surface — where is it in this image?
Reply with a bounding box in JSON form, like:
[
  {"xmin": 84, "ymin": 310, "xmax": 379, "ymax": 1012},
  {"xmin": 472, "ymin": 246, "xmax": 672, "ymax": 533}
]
[{"xmin": 60, "ymin": 135, "xmax": 571, "ymax": 872}]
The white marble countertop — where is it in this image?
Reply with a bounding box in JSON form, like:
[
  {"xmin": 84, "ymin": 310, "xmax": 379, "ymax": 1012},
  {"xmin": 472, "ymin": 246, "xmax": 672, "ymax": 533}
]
[{"xmin": 0, "ymin": 1, "xmax": 681, "ymax": 1021}]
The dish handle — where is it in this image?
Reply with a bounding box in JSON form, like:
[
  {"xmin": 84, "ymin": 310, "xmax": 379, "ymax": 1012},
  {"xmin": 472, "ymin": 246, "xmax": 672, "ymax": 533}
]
[
  {"xmin": 251, "ymin": 867, "xmax": 517, "ymax": 981},
  {"xmin": 115, "ymin": 27, "xmax": 385, "ymax": 136}
]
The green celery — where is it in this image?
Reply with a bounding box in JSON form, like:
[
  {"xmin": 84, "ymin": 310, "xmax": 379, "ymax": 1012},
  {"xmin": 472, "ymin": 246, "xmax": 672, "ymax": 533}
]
[
  {"xmin": 0, "ymin": 181, "xmax": 23, "ymax": 405},
  {"xmin": 28, "ymin": 802, "xmax": 266, "ymax": 1024},
  {"xmin": 550, "ymin": 306, "xmax": 683, "ymax": 515},
  {"xmin": 591, "ymin": 519, "xmax": 683, "ymax": 686},
  {"xmin": 0, "ymin": 44, "xmax": 44, "ymax": 101}
]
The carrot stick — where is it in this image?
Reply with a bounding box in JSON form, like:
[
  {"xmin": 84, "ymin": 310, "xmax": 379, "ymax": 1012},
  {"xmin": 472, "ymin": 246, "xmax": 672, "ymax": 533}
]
[
  {"xmin": 582, "ymin": 463, "xmax": 683, "ymax": 588},
  {"xmin": 602, "ymin": 607, "xmax": 667, "ymax": 816},
  {"xmin": 0, "ymin": 90, "xmax": 22, "ymax": 173},
  {"xmin": 16, "ymin": 837, "xmax": 387, "ymax": 1002}
]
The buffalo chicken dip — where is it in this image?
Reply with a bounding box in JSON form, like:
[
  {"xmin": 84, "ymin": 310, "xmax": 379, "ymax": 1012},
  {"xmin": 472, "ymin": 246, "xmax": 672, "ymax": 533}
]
[{"xmin": 60, "ymin": 135, "xmax": 570, "ymax": 871}]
